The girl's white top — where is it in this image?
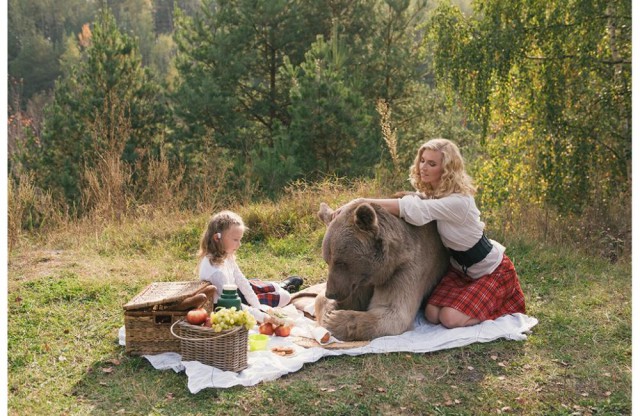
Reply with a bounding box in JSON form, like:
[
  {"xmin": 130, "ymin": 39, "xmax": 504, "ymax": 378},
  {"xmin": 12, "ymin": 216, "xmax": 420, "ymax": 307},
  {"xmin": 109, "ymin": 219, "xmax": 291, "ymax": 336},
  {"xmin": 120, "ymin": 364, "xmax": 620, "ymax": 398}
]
[
  {"xmin": 398, "ymin": 193, "xmax": 505, "ymax": 279},
  {"xmin": 199, "ymin": 256, "xmax": 266, "ymax": 321}
]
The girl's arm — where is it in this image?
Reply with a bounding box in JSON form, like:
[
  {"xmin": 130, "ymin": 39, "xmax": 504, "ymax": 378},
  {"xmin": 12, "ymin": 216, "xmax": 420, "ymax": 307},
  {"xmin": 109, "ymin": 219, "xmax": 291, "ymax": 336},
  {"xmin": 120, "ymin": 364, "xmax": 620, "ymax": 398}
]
[
  {"xmin": 198, "ymin": 260, "xmax": 225, "ymax": 303},
  {"xmin": 232, "ymin": 266, "xmax": 261, "ymax": 308}
]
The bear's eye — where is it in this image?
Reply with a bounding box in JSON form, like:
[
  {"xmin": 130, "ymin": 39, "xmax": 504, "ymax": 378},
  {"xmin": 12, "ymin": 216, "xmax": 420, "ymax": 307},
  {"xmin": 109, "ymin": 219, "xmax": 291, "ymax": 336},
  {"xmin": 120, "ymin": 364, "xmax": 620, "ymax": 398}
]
[{"xmin": 333, "ymin": 260, "xmax": 348, "ymax": 270}]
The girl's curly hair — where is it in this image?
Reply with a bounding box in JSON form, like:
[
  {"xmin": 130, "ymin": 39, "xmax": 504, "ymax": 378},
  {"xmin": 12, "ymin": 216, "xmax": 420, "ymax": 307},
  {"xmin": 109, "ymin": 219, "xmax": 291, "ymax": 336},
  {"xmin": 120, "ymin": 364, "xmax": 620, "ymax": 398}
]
[
  {"xmin": 408, "ymin": 138, "xmax": 476, "ymax": 198},
  {"xmin": 197, "ymin": 210, "xmax": 246, "ymax": 266}
]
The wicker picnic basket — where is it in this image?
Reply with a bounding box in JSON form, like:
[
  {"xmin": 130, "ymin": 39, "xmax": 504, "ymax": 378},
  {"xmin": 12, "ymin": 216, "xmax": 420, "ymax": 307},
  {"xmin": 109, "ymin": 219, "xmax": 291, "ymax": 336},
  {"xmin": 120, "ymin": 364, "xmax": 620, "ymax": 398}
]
[
  {"xmin": 170, "ymin": 320, "xmax": 248, "ymax": 372},
  {"xmin": 123, "ymin": 281, "xmax": 213, "ymax": 355}
]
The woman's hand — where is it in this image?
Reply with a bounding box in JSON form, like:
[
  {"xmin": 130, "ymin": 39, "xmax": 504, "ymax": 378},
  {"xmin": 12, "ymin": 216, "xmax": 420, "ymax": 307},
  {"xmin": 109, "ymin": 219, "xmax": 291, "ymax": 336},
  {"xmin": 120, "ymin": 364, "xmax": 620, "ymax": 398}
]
[{"xmin": 332, "ymin": 198, "xmax": 365, "ymax": 220}]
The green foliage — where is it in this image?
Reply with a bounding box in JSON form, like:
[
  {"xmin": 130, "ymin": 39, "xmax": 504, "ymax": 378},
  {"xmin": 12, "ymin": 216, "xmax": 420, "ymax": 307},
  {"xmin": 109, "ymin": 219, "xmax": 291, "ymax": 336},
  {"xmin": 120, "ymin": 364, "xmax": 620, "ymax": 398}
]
[
  {"xmin": 428, "ymin": 0, "xmax": 631, "ymax": 215},
  {"xmin": 282, "ymin": 34, "xmax": 376, "ymax": 180},
  {"xmin": 33, "ymin": 8, "xmax": 165, "ymax": 207},
  {"xmin": 171, "ymin": 0, "xmax": 330, "ymax": 187},
  {"xmin": 8, "ymin": 34, "xmax": 61, "ymax": 99},
  {"xmin": 170, "ymin": 1, "xmax": 446, "ymax": 197}
]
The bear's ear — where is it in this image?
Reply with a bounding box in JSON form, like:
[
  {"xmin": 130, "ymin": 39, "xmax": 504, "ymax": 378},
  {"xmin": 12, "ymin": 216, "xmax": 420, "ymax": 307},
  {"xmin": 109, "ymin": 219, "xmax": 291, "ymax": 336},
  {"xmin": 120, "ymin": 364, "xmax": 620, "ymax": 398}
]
[
  {"xmin": 354, "ymin": 203, "xmax": 379, "ymax": 235},
  {"xmin": 318, "ymin": 202, "xmax": 334, "ymax": 226}
]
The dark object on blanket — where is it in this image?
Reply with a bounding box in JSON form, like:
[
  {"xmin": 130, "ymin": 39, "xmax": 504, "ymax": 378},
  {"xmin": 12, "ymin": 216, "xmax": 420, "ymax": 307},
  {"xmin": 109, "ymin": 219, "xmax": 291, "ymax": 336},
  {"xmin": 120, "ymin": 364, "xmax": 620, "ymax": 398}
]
[
  {"xmin": 280, "ymin": 275, "xmax": 304, "ymax": 293},
  {"xmin": 122, "ymin": 281, "xmax": 214, "ymax": 355},
  {"xmin": 315, "ymin": 202, "xmax": 449, "ymax": 341}
]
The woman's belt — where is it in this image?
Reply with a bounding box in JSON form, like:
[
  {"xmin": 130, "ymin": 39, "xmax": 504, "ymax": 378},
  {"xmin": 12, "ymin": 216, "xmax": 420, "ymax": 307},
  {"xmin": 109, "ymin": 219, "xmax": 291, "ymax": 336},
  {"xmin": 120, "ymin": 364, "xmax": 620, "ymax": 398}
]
[{"xmin": 449, "ymin": 233, "xmax": 493, "ymax": 272}]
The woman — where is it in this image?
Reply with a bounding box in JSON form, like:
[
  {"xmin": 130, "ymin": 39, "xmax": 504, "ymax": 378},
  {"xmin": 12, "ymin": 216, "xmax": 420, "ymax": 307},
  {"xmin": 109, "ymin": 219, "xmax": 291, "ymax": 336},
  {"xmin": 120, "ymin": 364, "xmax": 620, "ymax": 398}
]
[{"xmin": 335, "ymin": 138, "xmax": 525, "ymax": 328}]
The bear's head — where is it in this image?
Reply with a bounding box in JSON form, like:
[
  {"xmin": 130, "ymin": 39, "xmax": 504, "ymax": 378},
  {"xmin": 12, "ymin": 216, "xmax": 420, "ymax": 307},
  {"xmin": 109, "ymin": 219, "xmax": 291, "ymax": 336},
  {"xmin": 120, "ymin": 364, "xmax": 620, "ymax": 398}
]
[{"xmin": 318, "ymin": 202, "xmax": 407, "ymax": 302}]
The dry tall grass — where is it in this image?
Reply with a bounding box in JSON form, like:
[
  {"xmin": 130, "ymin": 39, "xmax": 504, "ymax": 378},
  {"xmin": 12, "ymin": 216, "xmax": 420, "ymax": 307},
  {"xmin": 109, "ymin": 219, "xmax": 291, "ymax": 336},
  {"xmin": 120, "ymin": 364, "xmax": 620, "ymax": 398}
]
[
  {"xmin": 8, "ymin": 166, "xmax": 631, "ymax": 265},
  {"xmin": 376, "ymin": 99, "xmax": 399, "ymax": 172},
  {"xmin": 8, "ymin": 173, "xmax": 67, "ymax": 250}
]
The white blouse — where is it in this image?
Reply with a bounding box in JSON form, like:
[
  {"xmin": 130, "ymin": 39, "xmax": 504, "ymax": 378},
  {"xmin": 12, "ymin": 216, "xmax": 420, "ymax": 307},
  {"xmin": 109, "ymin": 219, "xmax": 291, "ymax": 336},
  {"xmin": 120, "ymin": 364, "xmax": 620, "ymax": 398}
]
[
  {"xmin": 398, "ymin": 193, "xmax": 505, "ymax": 279},
  {"xmin": 199, "ymin": 256, "xmax": 266, "ymax": 320}
]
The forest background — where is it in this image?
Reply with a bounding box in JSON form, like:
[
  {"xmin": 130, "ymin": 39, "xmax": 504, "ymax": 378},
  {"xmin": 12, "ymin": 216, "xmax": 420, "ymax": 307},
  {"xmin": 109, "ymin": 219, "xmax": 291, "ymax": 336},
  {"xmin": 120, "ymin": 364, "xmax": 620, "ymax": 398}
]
[
  {"xmin": 7, "ymin": 0, "xmax": 631, "ymax": 259},
  {"xmin": 4, "ymin": 0, "xmax": 632, "ymax": 413}
]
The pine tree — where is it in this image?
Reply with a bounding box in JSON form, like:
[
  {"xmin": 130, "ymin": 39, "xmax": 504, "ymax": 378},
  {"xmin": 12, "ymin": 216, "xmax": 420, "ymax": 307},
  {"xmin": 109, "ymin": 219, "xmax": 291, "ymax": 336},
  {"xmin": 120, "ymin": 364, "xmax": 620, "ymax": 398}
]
[{"xmin": 36, "ymin": 7, "xmax": 165, "ymax": 208}]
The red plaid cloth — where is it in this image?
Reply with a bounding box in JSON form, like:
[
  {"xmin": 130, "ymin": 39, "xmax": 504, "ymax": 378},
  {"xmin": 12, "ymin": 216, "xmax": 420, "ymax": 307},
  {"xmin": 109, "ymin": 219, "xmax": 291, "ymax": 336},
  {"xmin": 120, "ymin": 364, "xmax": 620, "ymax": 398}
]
[
  {"xmin": 238, "ymin": 279, "xmax": 282, "ymax": 307},
  {"xmin": 427, "ymin": 255, "xmax": 526, "ymax": 321}
]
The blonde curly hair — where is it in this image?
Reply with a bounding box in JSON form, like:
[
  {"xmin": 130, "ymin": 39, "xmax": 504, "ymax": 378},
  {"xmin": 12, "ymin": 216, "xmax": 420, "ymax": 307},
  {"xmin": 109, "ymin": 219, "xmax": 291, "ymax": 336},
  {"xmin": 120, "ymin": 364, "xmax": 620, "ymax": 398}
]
[{"xmin": 408, "ymin": 138, "xmax": 476, "ymax": 198}]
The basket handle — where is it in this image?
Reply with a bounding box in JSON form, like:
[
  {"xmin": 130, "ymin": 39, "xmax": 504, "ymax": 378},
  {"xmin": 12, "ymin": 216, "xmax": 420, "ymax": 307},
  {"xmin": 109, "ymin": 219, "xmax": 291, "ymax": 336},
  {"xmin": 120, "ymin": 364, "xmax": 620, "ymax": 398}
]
[{"xmin": 169, "ymin": 319, "xmax": 243, "ymax": 342}]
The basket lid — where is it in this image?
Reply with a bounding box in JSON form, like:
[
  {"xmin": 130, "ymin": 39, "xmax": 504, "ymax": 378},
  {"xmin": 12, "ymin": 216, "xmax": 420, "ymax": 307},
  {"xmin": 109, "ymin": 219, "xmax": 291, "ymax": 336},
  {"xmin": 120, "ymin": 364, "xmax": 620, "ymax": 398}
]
[{"xmin": 123, "ymin": 281, "xmax": 211, "ymax": 311}]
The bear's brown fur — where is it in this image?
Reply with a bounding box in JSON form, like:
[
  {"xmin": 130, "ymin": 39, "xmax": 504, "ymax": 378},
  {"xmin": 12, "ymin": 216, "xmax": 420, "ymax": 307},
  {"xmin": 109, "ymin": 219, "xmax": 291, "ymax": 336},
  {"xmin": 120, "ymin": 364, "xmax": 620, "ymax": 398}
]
[{"xmin": 315, "ymin": 201, "xmax": 449, "ymax": 341}]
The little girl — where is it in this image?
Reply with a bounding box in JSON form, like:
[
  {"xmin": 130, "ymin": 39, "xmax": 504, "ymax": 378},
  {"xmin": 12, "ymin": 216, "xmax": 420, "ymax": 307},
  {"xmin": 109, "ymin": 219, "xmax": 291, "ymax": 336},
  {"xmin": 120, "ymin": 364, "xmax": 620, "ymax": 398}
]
[{"xmin": 197, "ymin": 210, "xmax": 303, "ymax": 322}]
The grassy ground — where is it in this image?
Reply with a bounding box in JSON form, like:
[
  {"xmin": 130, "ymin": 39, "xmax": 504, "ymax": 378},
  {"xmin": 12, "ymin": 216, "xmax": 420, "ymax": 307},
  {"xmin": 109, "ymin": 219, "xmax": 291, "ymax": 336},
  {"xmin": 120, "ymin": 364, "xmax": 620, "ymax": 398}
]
[{"xmin": 7, "ymin": 193, "xmax": 631, "ymax": 415}]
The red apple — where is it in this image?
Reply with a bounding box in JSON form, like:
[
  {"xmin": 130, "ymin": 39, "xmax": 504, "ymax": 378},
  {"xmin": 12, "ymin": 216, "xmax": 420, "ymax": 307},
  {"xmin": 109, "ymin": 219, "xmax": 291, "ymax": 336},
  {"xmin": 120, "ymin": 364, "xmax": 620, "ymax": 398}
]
[
  {"xmin": 259, "ymin": 322, "xmax": 275, "ymax": 335},
  {"xmin": 186, "ymin": 308, "xmax": 208, "ymax": 325},
  {"xmin": 274, "ymin": 325, "xmax": 291, "ymax": 337}
]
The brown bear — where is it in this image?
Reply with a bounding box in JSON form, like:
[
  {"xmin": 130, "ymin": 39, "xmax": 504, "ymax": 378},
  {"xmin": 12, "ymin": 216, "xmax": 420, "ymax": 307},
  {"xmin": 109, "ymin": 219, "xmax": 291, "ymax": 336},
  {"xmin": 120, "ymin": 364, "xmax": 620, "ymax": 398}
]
[{"xmin": 315, "ymin": 201, "xmax": 449, "ymax": 341}]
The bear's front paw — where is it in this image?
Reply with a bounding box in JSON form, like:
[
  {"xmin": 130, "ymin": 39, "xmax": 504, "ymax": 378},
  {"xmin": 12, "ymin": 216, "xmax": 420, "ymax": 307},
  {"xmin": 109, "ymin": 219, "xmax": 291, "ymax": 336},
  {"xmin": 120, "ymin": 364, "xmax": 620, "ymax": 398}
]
[{"xmin": 323, "ymin": 310, "xmax": 373, "ymax": 342}]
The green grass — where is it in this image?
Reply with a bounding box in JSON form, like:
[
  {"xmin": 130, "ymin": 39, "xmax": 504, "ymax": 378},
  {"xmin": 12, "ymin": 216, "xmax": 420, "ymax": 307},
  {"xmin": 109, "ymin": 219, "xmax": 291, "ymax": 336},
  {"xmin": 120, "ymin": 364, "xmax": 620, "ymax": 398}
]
[{"xmin": 7, "ymin": 199, "xmax": 631, "ymax": 415}]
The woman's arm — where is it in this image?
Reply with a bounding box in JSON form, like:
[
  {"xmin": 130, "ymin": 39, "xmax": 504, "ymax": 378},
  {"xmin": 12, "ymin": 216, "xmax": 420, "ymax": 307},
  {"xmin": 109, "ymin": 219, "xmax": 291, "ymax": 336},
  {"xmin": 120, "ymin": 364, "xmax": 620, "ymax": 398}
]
[{"xmin": 333, "ymin": 198, "xmax": 401, "ymax": 219}]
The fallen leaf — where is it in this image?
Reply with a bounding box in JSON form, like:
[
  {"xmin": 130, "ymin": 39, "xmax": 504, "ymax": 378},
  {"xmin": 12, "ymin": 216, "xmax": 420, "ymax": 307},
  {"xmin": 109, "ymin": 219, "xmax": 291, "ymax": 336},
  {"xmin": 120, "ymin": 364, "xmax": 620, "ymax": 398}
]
[
  {"xmin": 58, "ymin": 355, "xmax": 66, "ymax": 362},
  {"xmin": 165, "ymin": 392, "xmax": 174, "ymax": 400},
  {"xmin": 109, "ymin": 359, "xmax": 121, "ymax": 366},
  {"xmin": 491, "ymin": 355, "xmax": 498, "ymax": 360},
  {"xmin": 101, "ymin": 367, "xmax": 113, "ymax": 374},
  {"xmin": 376, "ymin": 387, "xmax": 386, "ymax": 393},
  {"xmin": 604, "ymin": 391, "xmax": 612, "ymax": 397},
  {"xmin": 467, "ymin": 366, "xmax": 474, "ymax": 371},
  {"xmin": 552, "ymin": 359, "xmax": 570, "ymax": 367},
  {"xmin": 498, "ymin": 362, "xmax": 506, "ymax": 367}
]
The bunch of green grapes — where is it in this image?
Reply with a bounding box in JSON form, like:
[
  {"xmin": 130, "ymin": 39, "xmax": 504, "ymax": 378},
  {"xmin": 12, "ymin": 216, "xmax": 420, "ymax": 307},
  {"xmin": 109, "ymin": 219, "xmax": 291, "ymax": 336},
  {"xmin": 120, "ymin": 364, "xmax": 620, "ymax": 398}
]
[{"xmin": 210, "ymin": 307, "xmax": 256, "ymax": 332}]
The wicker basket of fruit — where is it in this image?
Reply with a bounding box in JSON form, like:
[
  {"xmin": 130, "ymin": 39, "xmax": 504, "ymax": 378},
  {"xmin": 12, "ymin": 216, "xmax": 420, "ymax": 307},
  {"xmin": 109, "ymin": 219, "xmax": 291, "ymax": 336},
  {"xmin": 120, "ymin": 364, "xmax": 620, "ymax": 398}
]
[
  {"xmin": 122, "ymin": 281, "xmax": 215, "ymax": 355},
  {"xmin": 170, "ymin": 307, "xmax": 255, "ymax": 372}
]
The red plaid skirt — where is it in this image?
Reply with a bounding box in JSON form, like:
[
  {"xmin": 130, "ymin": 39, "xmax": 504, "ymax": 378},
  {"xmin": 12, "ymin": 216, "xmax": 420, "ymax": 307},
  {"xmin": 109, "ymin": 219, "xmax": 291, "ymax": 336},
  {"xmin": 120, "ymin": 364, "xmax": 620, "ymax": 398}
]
[
  {"xmin": 238, "ymin": 279, "xmax": 282, "ymax": 307},
  {"xmin": 427, "ymin": 255, "xmax": 526, "ymax": 321}
]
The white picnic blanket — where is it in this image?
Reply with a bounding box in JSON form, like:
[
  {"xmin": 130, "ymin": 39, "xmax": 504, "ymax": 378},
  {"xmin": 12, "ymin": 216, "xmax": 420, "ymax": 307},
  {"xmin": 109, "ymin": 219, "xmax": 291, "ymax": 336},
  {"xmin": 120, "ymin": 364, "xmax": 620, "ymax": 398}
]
[{"xmin": 118, "ymin": 306, "xmax": 537, "ymax": 393}]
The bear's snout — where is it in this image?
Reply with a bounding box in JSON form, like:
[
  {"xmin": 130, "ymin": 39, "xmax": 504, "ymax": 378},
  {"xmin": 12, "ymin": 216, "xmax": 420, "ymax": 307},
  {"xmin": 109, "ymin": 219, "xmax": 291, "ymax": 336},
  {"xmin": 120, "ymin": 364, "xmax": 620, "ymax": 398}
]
[
  {"xmin": 324, "ymin": 287, "xmax": 343, "ymax": 301},
  {"xmin": 324, "ymin": 280, "xmax": 348, "ymax": 301}
]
